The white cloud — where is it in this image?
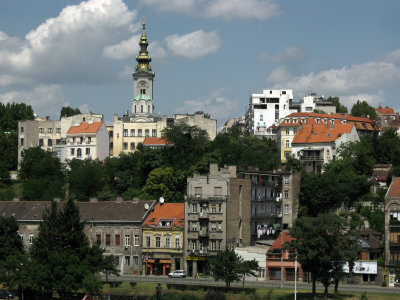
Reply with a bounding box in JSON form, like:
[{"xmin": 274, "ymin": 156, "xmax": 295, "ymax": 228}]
[
  {"xmin": 266, "ymin": 66, "xmax": 292, "ymax": 83},
  {"xmin": 259, "ymin": 47, "xmax": 305, "ymax": 63},
  {"xmin": 379, "ymin": 48, "xmax": 400, "ymax": 64},
  {"xmin": 204, "ymin": 0, "xmax": 280, "ymax": 20},
  {"xmin": 0, "ymin": 84, "xmax": 66, "ymax": 117},
  {"xmin": 103, "ymin": 34, "xmax": 141, "ymax": 59},
  {"xmin": 139, "ymin": 0, "xmax": 196, "ymax": 14},
  {"xmin": 340, "ymin": 91, "xmax": 386, "ymax": 110},
  {"xmin": 0, "ymin": 0, "xmax": 138, "ymax": 86},
  {"xmin": 165, "ymin": 30, "xmax": 221, "ymax": 59},
  {"xmin": 176, "ymin": 87, "xmax": 241, "ymax": 126}
]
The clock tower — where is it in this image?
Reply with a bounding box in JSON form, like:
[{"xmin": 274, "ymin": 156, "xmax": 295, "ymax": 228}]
[{"xmin": 132, "ymin": 17, "xmax": 155, "ymax": 115}]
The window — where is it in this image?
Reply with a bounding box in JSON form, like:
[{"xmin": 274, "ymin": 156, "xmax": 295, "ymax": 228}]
[
  {"xmin": 29, "ymin": 234, "xmax": 34, "ymax": 244},
  {"xmin": 140, "ymin": 88, "xmax": 146, "ymax": 94},
  {"xmin": 77, "ymin": 148, "xmax": 82, "ymax": 157},
  {"xmin": 56, "ymin": 128, "xmax": 61, "ymax": 133},
  {"xmin": 124, "ymin": 234, "xmax": 130, "ymax": 246},
  {"xmin": 109, "ymin": 130, "xmax": 113, "ymax": 137},
  {"xmin": 134, "ymin": 234, "xmax": 139, "ymax": 246},
  {"xmin": 191, "ymin": 240, "xmax": 196, "ymax": 250},
  {"xmin": 70, "ymin": 148, "xmax": 75, "ymax": 155},
  {"xmin": 284, "ymin": 191, "xmax": 289, "ymax": 199},
  {"xmin": 115, "ymin": 234, "xmax": 120, "ymax": 246},
  {"xmin": 285, "ymin": 140, "xmax": 290, "ymax": 148},
  {"xmin": 284, "ymin": 204, "xmax": 289, "ymax": 215},
  {"xmin": 191, "ymin": 203, "xmax": 197, "ymax": 213},
  {"xmin": 286, "ymin": 128, "xmax": 290, "ymax": 135},
  {"xmin": 191, "ymin": 222, "xmax": 198, "ymax": 231},
  {"xmin": 155, "ymin": 236, "xmax": 161, "ymax": 248},
  {"xmin": 39, "ymin": 139, "xmax": 44, "ymax": 146},
  {"xmin": 218, "ymin": 203, "xmax": 222, "ymax": 213},
  {"xmin": 195, "ymin": 187, "xmax": 202, "ymax": 196},
  {"xmin": 214, "ymin": 187, "xmax": 222, "ymax": 196},
  {"xmin": 284, "ymin": 176, "xmax": 289, "ymax": 185},
  {"xmin": 134, "ymin": 256, "xmax": 139, "ymax": 266},
  {"xmin": 165, "ymin": 236, "xmax": 171, "ymax": 248},
  {"xmin": 106, "ymin": 234, "xmax": 111, "ymax": 245},
  {"xmin": 87, "ymin": 137, "xmax": 91, "ymax": 144},
  {"xmin": 96, "ymin": 234, "xmax": 101, "ymax": 245},
  {"xmin": 130, "ymin": 142, "xmax": 135, "ymax": 150},
  {"xmin": 20, "ymin": 138, "xmax": 24, "ymax": 146},
  {"xmin": 293, "ymin": 128, "xmax": 297, "ymax": 135},
  {"xmin": 211, "ymin": 240, "xmax": 216, "ymax": 251},
  {"xmin": 125, "ymin": 256, "xmax": 130, "ymax": 266},
  {"xmin": 123, "ymin": 129, "xmax": 128, "ymax": 137},
  {"xmin": 175, "ymin": 235, "xmax": 181, "ymax": 249},
  {"xmin": 123, "ymin": 143, "xmax": 128, "ymax": 150},
  {"xmin": 48, "ymin": 128, "xmax": 53, "ymax": 133},
  {"xmin": 218, "ymin": 222, "xmax": 222, "ymax": 231},
  {"xmin": 20, "ymin": 126, "xmax": 24, "ymax": 132},
  {"xmin": 146, "ymin": 235, "xmax": 151, "ymax": 247},
  {"xmin": 86, "ymin": 148, "xmax": 90, "ymax": 155},
  {"xmin": 211, "ymin": 222, "xmax": 216, "ymax": 232},
  {"xmin": 39, "ymin": 128, "xmax": 44, "ymax": 133},
  {"xmin": 114, "ymin": 256, "xmax": 119, "ymax": 267},
  {"xmin": 56, "ymin": 139, "xmax": 61, "ymax": 145},
  {"xmin": 141, "ymin": 105, "xmax": 143, "ymax": 113},
  {"xmin": 145, "ymin": 129, "xmax": 149, "ymax": 137},
  {"xmin": 152, "ymin": 129, "xmax": 157, "ymax": 137},
  {"xmin": 130, "ymin": 129, "xmax": 135, "ymax": 137},
  {"xmin": 211, "ymin": 204, "xmax": 217, "ymax": 213},
  {"xmin": 138, "ymin": 129, "xmax": 142, "ymax": 137},
  {"xmin": 19, "ymin": 233, "xmax": 23, "ymax": 242}
]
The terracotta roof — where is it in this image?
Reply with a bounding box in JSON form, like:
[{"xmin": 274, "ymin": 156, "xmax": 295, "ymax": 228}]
[
  {"xmin": 387, "ymin": 177, "xmax": 400, "ymax": 198},
  {"xmin": 269, "ymin": 231, "xmax": 295, "ymax": 251},
  {"xmin": 67, "ymin": 121, "xmax": 103, "ymax": 134},
  {"xmin": 376, "ymin": 107, "xmax": 395, "ymax": 115},
  {"xmin": 0, "ymin": 200, "xmax": 155, "ymax": 222},
  {"xmin": 357, "ymin": 229, "xmax": 383, "ymax": 250},
  {"xmin": 143, "ymin": 203, "xmax": 184, "ymax": 228},
  {"xmin": 143, "ymin": 137, "xmax": 170, "ymax": 145},
  {"xmin": 292, "ymin": 123, "xmax": 354, "ymax": 144},
  {"xmin": 285, "ymin": 112, "xmax": 374, "ymax": 123},
  {"xmin": 354, "ymin": 122, "xmax": 374, "ymax": 131}
]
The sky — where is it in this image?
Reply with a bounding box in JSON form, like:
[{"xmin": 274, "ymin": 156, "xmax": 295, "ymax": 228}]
[{"xmin": 0, "ymin": 0, "xmax": 399, "ymax": 128}]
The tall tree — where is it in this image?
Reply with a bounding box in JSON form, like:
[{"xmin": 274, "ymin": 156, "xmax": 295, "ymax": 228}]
[
  {"xmin": 30, "ymin": 200, "xmax": 118, "ymax": 298},
  {"xmin": 19, "ymin": 147, "xmax": 65, "ymax": 201},
  {"xmin": 60, "ymin": 106, "xmax": 81, "ymax": 119},
  {"xmin": 326, "ymin": 96, "xmax": 348, "ymax": 113},
  {"xmin": 351, "ymin": 100, "xmax": 377, "ymax": 120}
]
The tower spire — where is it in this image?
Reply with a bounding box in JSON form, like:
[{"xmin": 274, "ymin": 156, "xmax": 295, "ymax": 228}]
[{"xmin": 135, "ymin": 16, "xmax": 152, "ymax": 72}]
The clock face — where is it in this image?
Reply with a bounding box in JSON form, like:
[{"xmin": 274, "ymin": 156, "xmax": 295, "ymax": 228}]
[{"xmin": 138, "ymin": 81, "xmax": 148, "ymax": 88}]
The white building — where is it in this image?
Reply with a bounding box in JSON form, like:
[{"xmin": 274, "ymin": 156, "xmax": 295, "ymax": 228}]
[{"xmin": 65, "ymin": 121, "xmax": 109, "ymax": 161}]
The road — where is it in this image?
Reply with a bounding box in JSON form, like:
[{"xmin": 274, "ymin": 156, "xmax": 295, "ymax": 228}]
[{"xmin": 102, "ymin": 274, "xmax": 400, "ymax": 295}]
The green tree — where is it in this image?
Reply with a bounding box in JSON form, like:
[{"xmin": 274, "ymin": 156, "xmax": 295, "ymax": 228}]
[
  {"xmin": 326, "ymin": 96, "xmax": 348, "ymax": 113},
  {"xmin": 351, "ymin": 100, "xmax": 377, "ymax": 120},
  {"xmin": 287, "ymin": 214, "xmax": 358, "ymax": 297},
  {"xmin": 237, "ymin": 259, "xmax": 259, "ymax": 287},
  {"xmin": 30, "ymin": 200, "xmax": 118, "ymax": 298},
  {"xmin": 60, "ymin": 106, "xmax": 81, "ymax": 119},
  {"xmin": 19, "ymin": 147, "xmax": 65, "ymax": 201},
  {"xmin": 142, "ymin": 167, "xmax": 186, "ymax": 202},
  {"xmin": 68, "ymin": 159, "xmax": 106, "ymax": 201}
]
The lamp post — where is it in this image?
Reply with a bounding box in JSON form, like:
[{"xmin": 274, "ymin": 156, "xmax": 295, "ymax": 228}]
[{"xmin": 280, "ymin": 230, "xmax": 283, "ymax": 288}]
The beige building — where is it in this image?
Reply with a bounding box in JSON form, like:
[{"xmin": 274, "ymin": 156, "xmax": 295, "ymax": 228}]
[
  {"xmin": 184, "ymin": 163, "xmax": 251, "ymax": 276},
  {"xmin": 0, "ymin": 199, "xmax": 155, "ymax": 275},
  {"xmin": 18, "ymin": 113, "xmax": 103, "ymax": 166}
]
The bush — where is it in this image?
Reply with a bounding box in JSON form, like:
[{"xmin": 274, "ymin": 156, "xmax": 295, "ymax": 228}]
[{"xmin": 204, "ymin": 290, "xmax": 225, "ymax": 300}]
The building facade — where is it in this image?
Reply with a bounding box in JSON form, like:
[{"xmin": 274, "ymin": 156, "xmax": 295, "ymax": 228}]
[
  {"xmin": 184, "ymin": 164, "xmax": 251, "ymax": 276},
  {"xmin": 142, "ymin": 202, "xmax": 184, "ymax": 275}
]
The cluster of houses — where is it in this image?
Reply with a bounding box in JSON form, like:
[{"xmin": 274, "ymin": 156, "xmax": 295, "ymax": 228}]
[{"xmin": 6, "ymin": 20, "xmax": 400, "ymax": 286}]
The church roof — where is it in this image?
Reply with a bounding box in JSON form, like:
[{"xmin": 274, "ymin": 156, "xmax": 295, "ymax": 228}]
[{"xmin": 134, "ymin": 94, "xmax": 152, "ymax": 101}]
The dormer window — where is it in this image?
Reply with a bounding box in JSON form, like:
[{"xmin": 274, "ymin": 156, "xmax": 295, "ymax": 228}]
[
  {"xmin": 323, "ymin": 119, "xmax": 327, "ymax": 124},
  {"xmin": 316, "ymin": 119, "xmax": 320, "ymax": 124}
]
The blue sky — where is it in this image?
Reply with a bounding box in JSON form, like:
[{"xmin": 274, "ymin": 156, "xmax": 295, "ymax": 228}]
[{"xmin": 0, "ymin": 0, "xmax": 399, "ymax": 128}]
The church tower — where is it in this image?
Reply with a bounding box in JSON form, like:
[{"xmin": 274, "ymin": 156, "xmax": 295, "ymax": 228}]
[{"xmin": 132, "ymin": 17, "xmax": 155, "ymax": 115}]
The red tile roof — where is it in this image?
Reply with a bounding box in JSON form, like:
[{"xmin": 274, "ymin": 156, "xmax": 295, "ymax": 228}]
[
  {"xmin": 269, "ymin": 231, "xmax": 295, "ymax": 251},
  {"xmin": 67, "ymin": 121, "xmax": 103, "ymax": 134},
  {"xmin": 143, "ymin": 137, "xmax": 170, "ymax": 145},
  {"xmin": 387, "ymin": 177, "xmax": 400, "ymax": 198},
  {"xmin": 143, "ymin": 203, "xmax": 184, "ymax": 228},
  {"xmin": 286, "ymin": 112, "xmax": 374, "ymax": 123},
  {"xmin": 376, "ymin": 107, "xmax": 395, "ymax": 115},
  {"xmin": 292, "ymin": 123, "xmax": 354, "ymax": 144}
]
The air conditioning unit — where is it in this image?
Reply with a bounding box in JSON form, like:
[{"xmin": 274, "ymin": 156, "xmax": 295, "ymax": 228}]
[{"xmin": 199, "ymin": 250, "xmax": 203, "ymax": 254}]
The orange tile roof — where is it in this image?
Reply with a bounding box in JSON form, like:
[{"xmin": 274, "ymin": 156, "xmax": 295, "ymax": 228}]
[
  {"xmin": 376, "ymin": 107, "xmax": 395, "ymax": 115},
  {"xmin": 387, "ymin": 177, "xmax": 400, "ymax": 198},
  {"xmin": 67, "ymin": 121, "xmax": 103, "ymax": 134},
  {"xmin": 286, "ymin": 112, "xmax": 374, "ymax": 123},
  {"xmin": 269, "ymin": 231, "xmax": 296, "ymax": 251},
  {"xmin": 292, "ymin": 123, "xmax": 354, "ymax": 144},
  {"xmin": 143, "ymin": 203, "xmax": 184, "ymax": 228},
  {"xmin": 143, "ymin": 137, "xmax": 170, "ymax": 145}
]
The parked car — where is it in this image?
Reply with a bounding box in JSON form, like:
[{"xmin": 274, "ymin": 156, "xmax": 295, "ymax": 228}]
[
  {"xmin": 168, "ymin": 270, "xmax": 186, "ymax": 278},
  {"xmin": 0, "ymin": 290, "xmax": 16, "ymax": 299}
]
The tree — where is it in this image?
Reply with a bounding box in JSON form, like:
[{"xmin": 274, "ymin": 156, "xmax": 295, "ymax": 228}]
[
  {"xmin": 351, "ymin": 100, "xmax": 377, "ymax": 120},
  {"xmin": 237, "ymin": 259, "xmax": 259, "ymax": 287},
  {"xmin": 68, "ymin": 159, "xmax": 107, "ymax": 201},
  {"xmin": 209, "ymin": 247, "xmax": 258, "ymax": 288},
  {"xmin": 19, "ymin": 147, "xmax": 65, "ymax": 201},
  {"xmin": 60, "ymin": 106, "xmax": 81, "ymax": 119},
  {"xmin": 326, "ymin": 96, "xmax": 348, "ymax": 113},
  {"xmin": 30, "ymin": 200, "xmax": 118, "ymax": 298},
  {"xmin": 287, "ymin": 214, "xmax": 358, "ymax": 297}
]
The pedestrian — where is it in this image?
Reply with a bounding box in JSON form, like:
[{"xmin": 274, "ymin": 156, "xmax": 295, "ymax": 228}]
[{"xmin": 156, "ymin": 283, "xmax": 162, "ymax": 300}]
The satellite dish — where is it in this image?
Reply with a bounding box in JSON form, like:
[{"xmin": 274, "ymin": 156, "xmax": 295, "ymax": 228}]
[
  {"xmin": 159, "ymin": 197, "xmax": 165, "ymax": 204},
  {"xmin": 144, "ymin": 203, "xmax": 149, "ymax": 210}
]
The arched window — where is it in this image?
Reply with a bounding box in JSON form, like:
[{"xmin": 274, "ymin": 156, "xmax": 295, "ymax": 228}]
[
  {"xmin": 134, "ymin": 105, "xmax": 136, "ymax": 113},
  {"xmin": 77, "ymin": 148, "xmax": 82, "ymax": 158},
  {"xmin": 141, "ymin": 105, "xmax": 143, "ymax": 113},
  {"xmin": 148, "ymin": 105, "xmax": 150, "ymax": 113},
  {"xmin": 175, "ymin": 235, "xmax": 181, "ymax": 249}
]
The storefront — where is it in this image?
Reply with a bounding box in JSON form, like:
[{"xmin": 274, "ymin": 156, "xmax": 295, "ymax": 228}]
[{"xmin": 143, "ymin": 257, "xmax": 173, "ymax": 275}]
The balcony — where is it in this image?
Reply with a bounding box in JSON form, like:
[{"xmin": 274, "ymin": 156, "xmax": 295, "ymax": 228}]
[
  {"xmin": 187, "ymin": 231, "xmax": 198, "ymax": 239},
  {"xmin": 199, "ymin": 229, "xmax": 209, "ymax": 237},
  {"xmin": 300, "ymin": 155, "xmax": 324, "ymax": 161},
  {"xmin": 199, "ymin": 212, "xmax": 209, "ymax": 219}
]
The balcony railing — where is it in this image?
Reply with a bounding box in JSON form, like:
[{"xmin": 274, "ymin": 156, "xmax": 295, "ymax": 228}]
[{"xmin": 300, "ymin": 155, "xmax": 324, "ymax": 161}]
